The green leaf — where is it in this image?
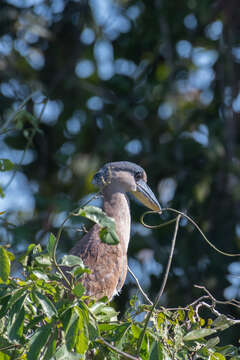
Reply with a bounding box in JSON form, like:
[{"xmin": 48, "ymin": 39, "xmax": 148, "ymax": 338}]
[
  {"xmin": 35, "ymin": 254, "xmax": 52, "ymax": 266},
  {"xmin": 0, "ymin": 352, "xmax": 10, "ymax": 360},
  {"xmin": 99, "ymin": 227, "xmax": 119, "ymax": 245},
  {"xmin": 150, "ymin": 341, "xmax": 164, "ymax": 360},
  {"xmin": 210, "ymin": 353, "xmax": 226, "ymax": 360},
  {"xmin": 212, "ymin": 315, "xmax": 235, "ymax": 330},
  {"xmin": 53, "ymin": 344, "xmax": 84, "ymax": 360},
  {"xmin": 47, "ymin": 232, "xmax": 57, "ymax": 258},
  {"xmin": 34, "ymin": 291, "xmax": 57, "ymax": 318},
  {"xmin": 72, "ymin": 282, "xmax": 85, "ymax": 297},
  {"xmin": 183, "ymin": 328, "xmax": 216, "ymax": 341},
  {"xmin": 32, "ymin": 270, "xmax": 50, "ymax": 281},
  {"xmin": 77, "ymin": 206, "xmax": 119, "ymax": 245},
  {"xmin": 0, "ymin": 159, "xmax": 14, "ymax": 172},
  {"xmin": 65, "ymin": 307, "xmax": 89, "ymax": 354},
  {"xmin": 8, "ymin": 306, "xmax": 25, "ymax": 341},
  {"xmin": 61, "ymin": 255, "xmax": 84, "ymax": 267},
  {"xmin": 27, "ymin": 323, "xmax": 52, "ymax": 360},
  {"xmin": 0, "ymin": 247, "xmax": 11, "ymax": 282}
]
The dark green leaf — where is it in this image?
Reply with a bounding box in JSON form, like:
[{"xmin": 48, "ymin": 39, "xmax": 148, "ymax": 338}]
[
  {"xmin": 0, "ymin": 159, "xmax": 14, "ymax": 172},
  {"xmin": 27, "ymin": 323, "xmax": 52, "ymax": 360},
  {"xmin": 47, "ymin": 232, "xmax": 57, "ymax": 258},
  {"xmin": 34, "ymin": 291, "xmax": 57, "ymax": 318},
  {"xmin": 99, "ymin": 227, "xmax": 119, "ymax": 245},
  {"xmin": 150, "ymin": 341, "xmax": 164, "ymax": 360},
  {"xmin": 0, "ymin": 247, "xmax": 10, "ymax": 282},
  {"xmin": 8, "ymin": 307, "xmax": 25, "ymax": 341},
  {"xmin": 72, "ymin": 282, "xmax": 85, "ymax": 297}
]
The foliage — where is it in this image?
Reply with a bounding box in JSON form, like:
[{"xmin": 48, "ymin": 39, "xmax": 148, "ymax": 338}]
[
  {"xmin": 0, "ymin": 207, "xmax": 240, "ymax": 359},
  {"xmin": 1, "ymin": 0, "xmax": 240, "ymax": 349}
]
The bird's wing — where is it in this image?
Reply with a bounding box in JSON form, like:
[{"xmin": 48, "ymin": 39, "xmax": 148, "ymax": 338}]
[{"xmin": 70, "ymin": 224, "xmax": 125, "ymax": 300}]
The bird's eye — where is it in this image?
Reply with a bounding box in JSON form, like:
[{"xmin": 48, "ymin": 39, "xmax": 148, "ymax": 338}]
[{"xmin": 135, "ymin": 172, "xmax": 142, "ymax": 181}]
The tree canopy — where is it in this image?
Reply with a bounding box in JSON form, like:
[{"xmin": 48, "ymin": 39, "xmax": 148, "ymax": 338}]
[{"xmin": 1, "ymin": 0, "xmax": 240, "ymax": 354}]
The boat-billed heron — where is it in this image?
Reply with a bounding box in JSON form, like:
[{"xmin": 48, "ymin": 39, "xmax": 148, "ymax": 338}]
[{"xmin": 70, "ymin": 161, "xmax": 161, "ymax": 300}]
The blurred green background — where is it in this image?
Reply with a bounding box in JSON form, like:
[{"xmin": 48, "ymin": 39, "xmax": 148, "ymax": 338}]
[{"xmin": 1, "ymin": 0, "xmax": 240, "ymax": 345}]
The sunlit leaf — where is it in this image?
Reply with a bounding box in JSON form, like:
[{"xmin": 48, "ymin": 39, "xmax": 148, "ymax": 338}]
[
  {"xmin": 76, "ymin": 206, "xmax": 119, "ymax": 245},
  {"xmin": 183, "ymin": 328, "xmax": 216, "ymax": 341},
  {"xmin": 72, "ymin": 282, "xmax": 85, "ymax": 297},
  {"xmin": 0, "ymin": 246, "xmax": 10, "ymax": 282},
  {"xmin": 34, "ymin": 291, "xmax": 57, "ymax": 318},
  {"xmin": 0, "ymin": 159, "xmax": 14, "ymax": 172},
  {"xmin": 61, "ymin": 254, "xmax": 85, "ymax": 267},
  {"xmin": 27, "ymin": 323, "xmax": 52, "ymax": 360}
]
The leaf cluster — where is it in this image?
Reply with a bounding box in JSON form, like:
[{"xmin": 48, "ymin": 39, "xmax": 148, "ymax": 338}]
[{"xmin": 0, "ymin": 207, "xmax": 239, "ymax": 359}]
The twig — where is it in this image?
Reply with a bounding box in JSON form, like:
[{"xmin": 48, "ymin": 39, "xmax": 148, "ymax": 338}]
[
  {"xmin": 164, "ymin": 208, "xmax": 240, "ymax": 257},
  {"xmin": 98, "ymin": 336, "xmax": 141, "ymax": 360},
  {"xmin": 3, "ymin": 97, "xmax": 48, "ymax": 191},
  {"xmin": 137, "ymin": 214, "xmax": 181, "ymax": 356},
  {"xmin": 127, "ymin": 266, "xmax": 153, "ymax": 305},
  {"xmin": 194, "ymin": 284, "xmax": 240, "ymax": 309}
]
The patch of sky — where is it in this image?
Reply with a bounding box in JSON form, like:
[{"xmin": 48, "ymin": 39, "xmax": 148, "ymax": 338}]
[
  {"xmin": 94, "ymin": 39, "xmax": 114, "ymax": 80},
  {"xmin": 26, "ymin": 49, "xmax": 45, "ymax": 70},
  {"xmin": 60, "ymin": 142, "xmax": 76, "ymax": 156},
  {"xmin": 158, "ymin": 102, "xmax": 173, "ymax": 120},
  {"xmin": 66, "ymin": 115, "xmax": 81, "ymax": 135},
  {"xmin": 80, "ymin": 28, "xmax": 95, "ymax": 45},
  {"xmin": 6, "ymin": 0, "xmax": 43, "ymax": 7},
  {"xmin": 14, "ymin": 39, "xmax": 28, "ymax": 56},
  {"xmin": 189, "ymin": 67, "xmax": 215, "ymax": 90},
  {"xmin": 176, "ymin": 40, "xmax": 192, "ymax": 58},
  {"xmin": 0, "ymin": 79, "xmax": 29, "ymax": 99},
  {"xmin": 200, "ymin": 89, "xmax": 214, "ymax": 106},
  {"xmin": 33, "ymin": 3, "xmax": 53, "ymax": 22},
  {"xmin": 232, "ymin": 47, "xmax": 240, "ymax": 63},
  {"xmin": 192, "ymin": 47, "xmax": 218, "ymax": 67},
  {"xmin": 0, "ymin": 171, "xmax": 35, "ymax": 214},
  {"xmin": 75, "ymin": 59, "xmax": 94, "ymax": 78},
  {"xmin": 34, "ymin": 99, "xmax": 63, "ymax": 125},
  {"xmin": 115, "ymin": 58, "xmax": 137, "ymax": 77},
  {"xmin": 232, "ymin": 93, "xmax": 240, "ymax": 112},
  {"xmin": 24, "ymin": 31, "xmax": 39, "ymax": 44},
  {"xmin": 158, "ymin": 178, "xmax": 177, "ymax": 205},
  {"xmin": 184, "ymin": 13, "xmax": 197, "ymax": 30},
  {"xmin": 87, "ymin": 96, "xmax": 103, "ymax": 111},
  {"xmin": 51, "ymin": 0, "xmax": 65, "ymax": 13},
  {"xmin": 126, "ymin": 5, "xmax": 141, "ymax": 20},
  {"xmin": 52, "ymin": 211, "xmax": 68, "ymax": 228},
  {"xmin": 125, "ymin": 139, "xmax": 142, "ymax": 155},
  {"xmin": 127, "ymin": 256, "xmax": 162, "ymax": 288},
  {"xmin": 0, "ymin": 140, "xmax": 35, "ymax": 165},
  {"xmin": 182, "ymin": 124, "xmax": 209, "ymax": 147},
  {"xmin": 131, "ymin": 223, "xmax": 151, "ymax": 237},
  {"xmin": 90, "ymin": 0, "xmax": 131, "ymax": 40},
  {"xmin": 0, "ymin": 34, "xmax": 12, "ymax": 56},
  {"xmin": 205, "ymin": 20, "xmax": 223, "ymax": 41}
]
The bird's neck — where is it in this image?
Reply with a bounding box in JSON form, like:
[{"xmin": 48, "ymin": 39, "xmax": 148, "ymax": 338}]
[{"xmin": 102, "ymin": 187, "xmax": 131, "ymax": 253}]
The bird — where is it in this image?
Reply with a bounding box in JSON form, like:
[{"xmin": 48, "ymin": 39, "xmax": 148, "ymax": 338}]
[{"xmin": 69, "ymin": 161, "xmax": 161, "ymax": 301}]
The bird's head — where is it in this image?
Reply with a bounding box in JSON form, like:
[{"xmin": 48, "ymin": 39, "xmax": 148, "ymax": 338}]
[{"xmin": 92, "ymin": 161, "xmax": 161, "ymax": 212}]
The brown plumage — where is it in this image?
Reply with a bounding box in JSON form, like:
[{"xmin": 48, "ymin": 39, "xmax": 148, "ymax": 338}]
[{"xmin": 70, "ymin": 161, "xmax": 161, "ymax": 300}]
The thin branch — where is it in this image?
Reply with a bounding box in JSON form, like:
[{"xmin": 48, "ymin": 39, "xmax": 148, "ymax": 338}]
[
  {"xmin": 137, "ymin": 214, "xmax": 181, "ymax": 356},
  {"xmin": 98, "ymin": 336, "xmax": 141, "ymax": 360},
  {"xmin": 164, "ymin": 207, "xmax": 240, "ymax": 257},
  {"xmin": 128, "ymin": 266, "xmax": 153, "ymax": 305}
]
